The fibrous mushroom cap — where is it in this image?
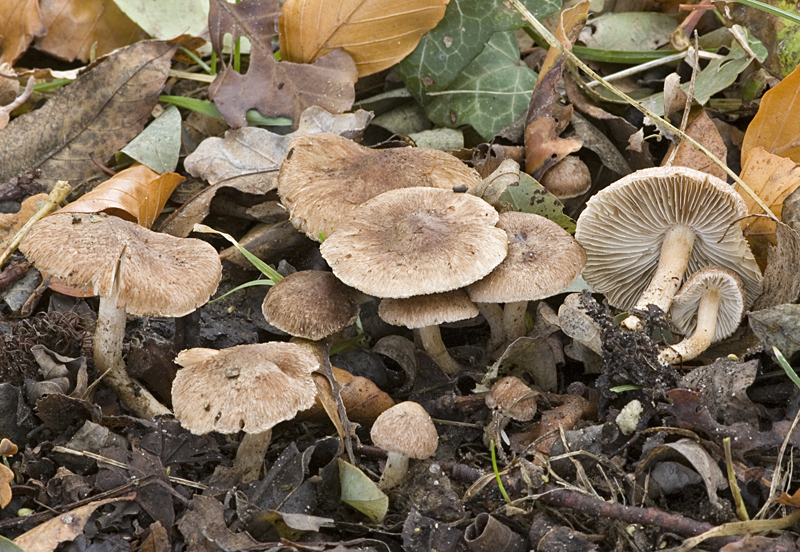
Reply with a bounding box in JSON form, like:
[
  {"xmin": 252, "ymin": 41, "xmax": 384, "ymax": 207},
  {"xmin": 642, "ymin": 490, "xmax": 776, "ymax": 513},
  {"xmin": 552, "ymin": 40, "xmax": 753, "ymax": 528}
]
[
  {"xmin": 278, "ymin": 133, "xmax": 482, "ymax": 240},
  {"xmin": 19, "ymin": 212, "xmax": 221, "ymax": 317},
  {"xmin": 320, "ymin": 187, "xmax": 508, "ymax": 298},
  {"xmin": 262, "ymin": 270, "xmax": 360, "ymax": 340},
  {"xmin": 575, "ymin": 167, "xmax": 762, "ymax": 310},
  {"xmin": 370, "ymin": 401, "xmax": 438, "ymax": 459},
  {"xmin": 485, "ymin": 376, "xmax": 538, "ymax": 421},
  {"xmin": 669, "ymin": 266, "xmax": 745, "ymax": 342},
  {"xmin": 540, "ymin": 156, "xmax": 591, "ymax": 199},
  {"xmin": 172, "ymin": 342, "xmax": 320, "ymax": 435},
  {"xmin": 467, "ymin": 211, "xmax": 586, "ymax": 303},
  {"xmin": 378, "ymin": 289, "xmax": 478, "ymax": 329}
]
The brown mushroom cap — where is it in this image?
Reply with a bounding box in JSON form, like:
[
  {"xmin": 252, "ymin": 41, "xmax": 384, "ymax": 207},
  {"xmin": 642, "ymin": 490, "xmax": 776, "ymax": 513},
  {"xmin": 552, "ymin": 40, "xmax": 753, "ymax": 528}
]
[
  {"xmin": 485, "ymin": 376, "xmax": 538, "ymax": 421},
  {"xmin": 467, "ymin": 211, "xmax": 586, "ymax": 303},
  {"xmin": 540, "ymin": 156, "xmax": 591, "ymax": 199},
  {"xmin": 262, "ymin": 270, "xmax": 360, "ymax": 340},
  {"xmin": 278, "ymin": 133, "xmax": 482, "ymax": 240},
  {"xmin": 575, "ymin": 167, "xmax": 762, "ymax": 310},
  {"xmin": 378, "ymin": 289, "xmax": 478, "ymax": 328},
  {"xmin": 669, "ymin": 266, "xmax": 745, "ymax": 342},
  {"xmin": 320, "ymin": 187, "xmax": 508, "ymax": 298},
  {"xmin": 370, "ymin": 401, "xmax": 438, "ymax": 459},
  {"xmin": 19, "ymin": 212, "xmax": 221, "ymax": 317},
  {"xmin": 172, "ymin": 342, "xmax": 320, "ymax": 435}
]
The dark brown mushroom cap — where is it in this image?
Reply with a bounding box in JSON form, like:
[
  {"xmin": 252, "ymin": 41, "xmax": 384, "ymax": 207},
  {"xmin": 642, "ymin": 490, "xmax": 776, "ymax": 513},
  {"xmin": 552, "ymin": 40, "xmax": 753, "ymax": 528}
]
[
  {"xmin": 262, "ymin": 270, "xmax": 360, "ymax": 340},
  {"xmin": 320, "ymin": 187, "xmax": 508, "ymax": 298},
  {"xmin": 485, "ymin": 376, "xmax": 538, "ymax": 421},
  {"xmin": 370, "ymin": 401, "xmax": 438, "ymax": 459},
  {"xmin": 575, "ymin": 167, "xmax": 762, "ymax": 310},
  {"xmin": 172, "ymin": 342, "xmax": 320, "ymax": 435},
  {"xmin": 379, "ymin": 289, "xmax": 478, "ymax": 329},
  {"xmin": 19, "ymin": 212, "xmax": 221, "ymax": 317},
  {"xmin": 278, "ymin": 133, "xmax": 482, "ymax": 240},
  {"xmin": 467, "ymin": 211, "xmax": 586, "ymax": 303},
  {"xmin": 669, "ymin": 266, "xmax": 745, "ymax": 342}
]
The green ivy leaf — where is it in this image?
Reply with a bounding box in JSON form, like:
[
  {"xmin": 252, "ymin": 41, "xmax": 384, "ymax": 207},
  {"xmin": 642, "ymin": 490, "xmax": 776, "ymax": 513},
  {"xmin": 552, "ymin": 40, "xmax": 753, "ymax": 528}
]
[
  {"xmin": 338, "ymin": 459, "xmax": 388, "ymax": 523},
  {"xmin": 499, "ymin": 173, "xmax": 576, "ymax": 233},
  {"xmin": 424, "ymin": 31, "xmax": 537, "ymax": 140}
]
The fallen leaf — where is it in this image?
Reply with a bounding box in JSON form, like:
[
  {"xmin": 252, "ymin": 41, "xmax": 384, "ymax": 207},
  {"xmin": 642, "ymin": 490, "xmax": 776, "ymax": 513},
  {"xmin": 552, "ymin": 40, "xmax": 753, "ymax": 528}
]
[
  {"xmin": 279, "ymin": 0, "xmax": 447, "ymax": 77},
  {"xmin": 114, "ymin": 0, "xmax": 210, "ymax": 40},
  {"xmin": 0, "ymin": 0, "xmax": 47, "ymax": 65},
  {"xmin": 338, "ymin": 458, "xmax": 388, "ymax": 523},
  {"xmin": 177, "ymin": 495, "xmax": 260, "ymax": 551},
  {"xmin": 680, "ymin": 358, "xmax": 760, "ymax": 425},
  {"xmin": 752, "ymin": 222, "xmax": 800, "ymax": 310},
  {"xmin": 13, "ymin": 494, "xmax": 135, "ymax": 551},
  {"xmin": 581, "ymin": 12, "xmax": 676, "ymax": 51},
  {"xmin": 35, "ymin": 0, "xmax": 148, "ymax": 63},
  {"xmin": 743, "ymin": 62, "xmax": 800, "ymax": 164},
  {"xmin": 59, "ymin": 165, "xmax": 184, "ymax": 228},
  {"xmin": 0, "ymin": 40, "xmax": 177, "ymax": 190},
  {"xmin": 664, "ymin": 109, "xmax": 727, "ymax": 180},
  {"xmin": 498, "ymin": 173, "xmax": 577, "ymax": 233},
  {"xmin": 749, "ymin": 303, "xmax": 800, "ymax": 359},
  {"xmin": 208, "ymin": 0, "xmax": 281, "ymax": 55},
  {"xmin": 0, "ymin": 462, "xmax": 13, "ymax": 508},
  {"xmin": 119, "ymin": 104, "xmax": 183, "ymax": 174},
  {"xmin": 0, "ymin": 193, "xmax": 48, "ymax": 250}
]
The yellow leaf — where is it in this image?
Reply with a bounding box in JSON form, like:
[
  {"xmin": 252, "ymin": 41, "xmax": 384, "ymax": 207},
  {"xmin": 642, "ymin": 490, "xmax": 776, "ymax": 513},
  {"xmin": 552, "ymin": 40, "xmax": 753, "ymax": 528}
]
[
  {"xmin": 279, "ymin": 0, "xmax": 448, "ymax": 78},
  {"xmin": 737, "ymin": 147, "xmax": 800, "ymax": 270},
  {"xmin": 742, "ymin": 62, "xmax": 800, "ymax": 164}
]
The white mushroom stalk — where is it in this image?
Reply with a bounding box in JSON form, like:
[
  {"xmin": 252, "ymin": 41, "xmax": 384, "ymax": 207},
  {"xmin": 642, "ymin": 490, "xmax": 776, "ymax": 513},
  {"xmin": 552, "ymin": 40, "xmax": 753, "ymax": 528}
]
[
  {"xmin": 233, "ymin": 429, "xmax": 272, "ymax": 482},
  {"xmin": 416, "ymin": 325, "xmax": 461, "ymax": 375},
  {"xmin": 380, "ymin": 451, "xmax": 411, "ymax": 489},
  {"xmin": 658, "ymin": 287, "xmax": 720, "ymax": 364},
  {"xmin": 476, "ymin": 302, "xmax": 506, "ymax": 352}
]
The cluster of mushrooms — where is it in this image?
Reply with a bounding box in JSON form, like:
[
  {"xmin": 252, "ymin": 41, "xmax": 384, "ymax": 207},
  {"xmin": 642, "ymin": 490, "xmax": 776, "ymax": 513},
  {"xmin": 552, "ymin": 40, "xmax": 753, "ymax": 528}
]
[{"xmin": 14, "ymin": 134, "xmax": 762, "ymax": 487}]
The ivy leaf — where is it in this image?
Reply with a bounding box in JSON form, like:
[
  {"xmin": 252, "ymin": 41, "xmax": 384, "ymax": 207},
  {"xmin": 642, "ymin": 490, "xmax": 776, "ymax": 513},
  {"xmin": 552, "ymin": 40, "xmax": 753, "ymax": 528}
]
[
  {"xmin": 499, "ymin": 173, "xmax": 576, "ymax": 233},
  {"xmin": 425, "ymin": 31, "xmax": 537, "ymax": 140}
]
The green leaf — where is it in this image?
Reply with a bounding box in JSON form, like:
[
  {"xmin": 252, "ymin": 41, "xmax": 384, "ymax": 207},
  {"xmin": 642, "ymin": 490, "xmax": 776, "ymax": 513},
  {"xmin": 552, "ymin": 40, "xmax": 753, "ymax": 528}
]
[
  {"xmin": 580, "ymin": 13, "xmax": 677, "ymax": 52},
  {"xmin": 209, "ymin": 279, "xmax": 274, "ymax": 304},
  {"xmin": 159, "ymin": 96, "xmax": 292, "ymax": 127},
  {"xmin": 338, "ymin": 459, "xmax": 388, "ymax": 523},
  {"xmin": 425, "ymin": 31, "xmax": 537, "ymax": 140},
  {"xmin": 119, "ymin": 105, "xmax": 182, "ymax": 174},
  {"xmin": 395, "ymin": 0, "xmax": 559, "ymax": 100},
  {"xmin": 0, "ymin": 535, "xmax": 25, "ymax": 552},
  {"xmin": 499, "ymin": 173, "xmax": 576, "ymax": 233},
  {"xmin": 112, "ymin": 0, "xmax": 210, "ymax": 39},
  {"xmin": 193, "ymin": 224, "xmax": 284, "ymax": 283},
  {"xmin": 772, "ymin": 346, "xmax": 800, "ymax": 391}
]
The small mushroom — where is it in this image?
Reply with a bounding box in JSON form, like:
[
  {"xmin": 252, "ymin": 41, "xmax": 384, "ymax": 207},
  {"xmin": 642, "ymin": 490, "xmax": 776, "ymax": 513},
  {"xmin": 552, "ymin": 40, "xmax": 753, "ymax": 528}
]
[
  {"xmin": 575, "ymin": 167, "xmax": 761, "ymax": 330},
  {"xmin": 659, "ymin": 266, "xmax": 745, "ymax": 364},
  {"xmin": 278, "ymin": 133, "xmax": 482, "ymax": 240},
  {"xmin": 484, "ymin": 376, "xmax": 539, "ymax": 456},
  {"xmin": 20, "ymin": 213, "xmax": 221, "ymax": 419},
  {"xmin": 172, "ymin": 342, "xmax": 320, "ymax": 482},
  {"xmin": 378, "ymin": 289, "xmax": 479, "ymax": 375},
  {"xmin": 320, "ymin": 187, "xmax": 508, "ymax": 298},
  {"xmin": 370, "ymin": 401, "xmax": 438, "ymax": 489},
  {"xmin": 540, "ymin": 156, "xmax": 591, "ymax": 199}
]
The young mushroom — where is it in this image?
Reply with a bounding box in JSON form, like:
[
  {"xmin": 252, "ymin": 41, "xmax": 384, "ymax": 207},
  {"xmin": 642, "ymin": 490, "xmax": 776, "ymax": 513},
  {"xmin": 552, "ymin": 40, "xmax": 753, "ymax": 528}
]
[
  {"xmin": 171, "ymin": 342, "xmax": 320, "ymax": 482},
  {"xmin": 370, "ymin": 401, "xmax": 438, "ymax": 489},
  {"xmin": 19, "ymin": 212, "xmax": 222, "ymax": 419},
  {"xmin": 378, "ymin": 289, "xmax": 479, "ymax": 375},
  {"xmin": 575, "ymin": 167, "xmax": 761, "ymax": 330},
  {"xmin": 484, "ymin": 376, "xmax": 539, "ymax": 457},
  {"xmin": 659, "ymin": 266, "xmax": 745, "ymax": 364}
]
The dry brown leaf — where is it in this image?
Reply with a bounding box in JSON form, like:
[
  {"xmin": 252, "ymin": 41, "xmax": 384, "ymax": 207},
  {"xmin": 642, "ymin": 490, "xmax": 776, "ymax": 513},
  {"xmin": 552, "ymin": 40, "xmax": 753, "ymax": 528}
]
[
  {"xmin": 279, "ymin": 0, "xmax": 448, "ymax": 78},
  {"xmin": 208, "ymin": 0, "xmax": 281, "ymax": 55},
  {"xmin": 752, "ymin": 222, "xmax": 800, "ymax": 310},
  {"xmin": 0, "ymin": 0, "xmax": 47, "ymax": 65},
  {"xmin": 0, "ymin": 193, "xmax": 48, "ymax": 250},
  {"xmin": 0, "ymin": 462, "xmax": 13, "ymax": 508},
  {"xmin": 663, "ymin": 109, "xmax": 727, "ymax": 180},
  {"xmin": 736, "ymin": 147, "xmax": 800, "ymax": 269},
  {"xmin": 35, "ymin": 0, "xmax": 148, "ymax": 63},
  {"xmin": 14, "ymin": 494, "xmax": 135, "ymax": 551},
  {"xmin": 741, "ymin": 61, "xmax": 800, "ymax": 163},
  {"xmin": 0, "ymin": 40, "xmax": 176, "ymax": 190},
  {"xmin": 60, "ymin": 165, "xmax": 184, "ymax": 228}
]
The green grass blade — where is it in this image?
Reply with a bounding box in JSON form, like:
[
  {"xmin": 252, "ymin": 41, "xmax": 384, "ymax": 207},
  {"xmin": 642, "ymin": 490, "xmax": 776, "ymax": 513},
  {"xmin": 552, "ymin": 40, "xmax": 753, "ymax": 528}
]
[
  {"xmin": 193, "ymin": 223, "xmax": 283, "ymax": 283},
  {"xmin": 773, "ymin": 346, "xmax": 800, "ymax": 391}
]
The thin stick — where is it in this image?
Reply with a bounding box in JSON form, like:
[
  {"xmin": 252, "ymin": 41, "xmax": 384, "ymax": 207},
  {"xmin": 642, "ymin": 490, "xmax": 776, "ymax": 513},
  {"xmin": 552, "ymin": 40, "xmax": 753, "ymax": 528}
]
[
  {"xmin": 0, "ymin": 180, "xmax": 71, "ymax": 269},
  {"xmin": 509, "ymin": 0, "xmax": 777, "ymax": 220}
]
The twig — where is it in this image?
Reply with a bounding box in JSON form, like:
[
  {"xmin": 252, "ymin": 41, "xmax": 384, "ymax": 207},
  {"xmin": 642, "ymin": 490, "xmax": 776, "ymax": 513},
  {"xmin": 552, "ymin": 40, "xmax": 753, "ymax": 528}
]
[{"xmin": 509, "ymin": 0, "xmax": 777, "ymax": 220}]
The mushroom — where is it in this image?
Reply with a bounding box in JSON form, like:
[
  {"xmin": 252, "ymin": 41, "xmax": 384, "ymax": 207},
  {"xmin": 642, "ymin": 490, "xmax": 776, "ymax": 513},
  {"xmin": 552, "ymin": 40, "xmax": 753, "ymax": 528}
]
[
  {"xmin": 467, "ymin": 211, "xmax": 586, "ymax": 342},
  {"xmin": 659, "ymin": 266, "xmax": 745, "ymax": 364},
  {"xmin": 261, "ymin": 270, "xmax": 361, "ymax": 341},
  {"xmin": 278, "ymin": 133, "xmax": 482, "ymax": 240},
  {"xmin": 320, "ymin": 187, "xmax": 508, "ymax": 298},
  {"xmin": 540, "ymin": 156, "xmax": 591, "ymax": 199},
  {"xmin": 370, "ymin": 401, "xmax": 438, "ymax": 489},
  {"xmin": 172, "ymin": 342, "xmax": 320, "ymax": 482},
  {"xmin": 484, "ymin": 376, "xmax": 539, "ymax": 457},
  {"xmin": 575, "ymin": 167, "xmax": 761, "ymax": 330},
  {"xmin": 19, "ymin": 212, "xmax": 222, "ymax": 419},
  {"xmin": 378, "ymin": 289, "xmax": 479, "ymax": 375}
]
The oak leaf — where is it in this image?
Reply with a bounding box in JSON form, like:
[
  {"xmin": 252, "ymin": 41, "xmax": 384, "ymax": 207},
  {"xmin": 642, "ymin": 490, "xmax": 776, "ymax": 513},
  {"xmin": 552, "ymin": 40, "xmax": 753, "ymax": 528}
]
[
  {"xmin": 663, "ymin": 109, "xmax": 727, "ymax": 181},
  {"xmin": 279, "ymin": 0, "xmax": 448, "ymax": 78}
]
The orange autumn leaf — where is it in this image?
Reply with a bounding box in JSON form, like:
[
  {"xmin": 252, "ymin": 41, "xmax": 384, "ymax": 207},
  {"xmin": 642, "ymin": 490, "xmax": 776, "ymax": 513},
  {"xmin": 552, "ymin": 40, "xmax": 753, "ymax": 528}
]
[
  {"xmin": 742, "ymin": 62, "xmax": 800, "ymax": 164},
  {"xmin": 736, "ymin": 147, "xmax": 800, "ymax": 270},
  {"xmin": 0, "ymin": 0, "xmax": 46, "ymax": 65},
  {"xmin": 60, "ymin": 165, "xmax": 184, "ymax": 228},
  {"xmin": 279, "ymin": 0, "xmax": 448, "ymax": 78}
]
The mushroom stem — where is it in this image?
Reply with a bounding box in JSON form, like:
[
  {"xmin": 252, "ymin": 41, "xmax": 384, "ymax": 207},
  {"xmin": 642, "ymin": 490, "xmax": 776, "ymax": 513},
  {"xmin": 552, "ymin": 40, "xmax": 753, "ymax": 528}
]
[
  {"xmin": 477, "ymin": 302, "xmax": 506, "ymax": 352},
  {"xmin": 379, "ymin": 450, "xmax": 410, "ymax": 489},
  {"xmin": 659, "ymin": 287, "xmax": 720, "ymax": 364},
  {"xmin": 94, "ymin": 297, "xmax": 171, "ymax": 419},
  {"xmin": 234, "ymin": 429, "xmax": 273, "ymax": 483},
  {"xmin": 417, "ymin": 325, "xmax": 461, "ymax": 375},
  {"xmin": 503, "ymin": 301, "xmax": 529, "ymax": 341},
  {"xmin": 623, "ymin": 224, "xmax": 695, "ymax": 330}
]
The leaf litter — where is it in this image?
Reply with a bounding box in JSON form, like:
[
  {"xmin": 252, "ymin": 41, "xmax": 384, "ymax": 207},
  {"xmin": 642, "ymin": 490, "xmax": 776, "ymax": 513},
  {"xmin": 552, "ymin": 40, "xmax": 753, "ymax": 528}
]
[{"xmin": 3, "ymin": 0, "xmax": 800, "ymax": 550}]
